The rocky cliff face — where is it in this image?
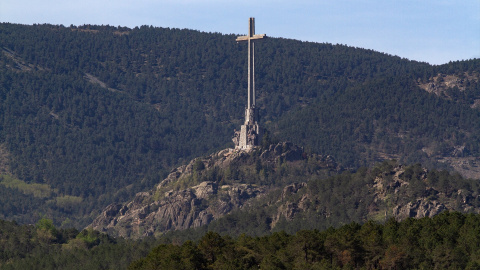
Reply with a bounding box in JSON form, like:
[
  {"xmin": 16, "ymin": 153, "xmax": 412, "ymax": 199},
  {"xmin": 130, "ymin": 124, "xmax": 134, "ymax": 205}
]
[
  {"xmin": 90, "ymin": 142, "xmax": 340, "ymax": 238},
  {"xmin": 392, "ymin": 200, "xmax": 447, "ymax": 219},
  {"xmin": 90, "ymin": 181, "xmax": 266, "ymax": 238},
  {"xmin": 90, "ymin": 147, "xmax": 480, "ymax": 239},
  {"xmin": 271, "ymin": 163, "xmax": 480, "ymax": 226},
  {"xmin": 417, "ymin": 72, "xmax": 479, "ymax": 102},
  {"xmin": 371, "ymin": 164, "xmax": 479, "ymax": 220}
]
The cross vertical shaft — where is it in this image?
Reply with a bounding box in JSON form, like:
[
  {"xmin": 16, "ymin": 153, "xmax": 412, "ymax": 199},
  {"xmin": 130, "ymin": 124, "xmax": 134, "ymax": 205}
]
[
  {"xmin": 248, "ymin": 17, "xmax": 255, "ymax": 109},
  {"xmin": 236, "ymin": 17, "xmax": 266, "ymax": 111}
]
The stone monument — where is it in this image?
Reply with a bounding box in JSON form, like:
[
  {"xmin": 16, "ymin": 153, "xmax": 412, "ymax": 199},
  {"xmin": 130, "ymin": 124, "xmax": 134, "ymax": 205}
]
[{"xmin": 232, "ymin": 17, "xmax": 267, "ymax": 150}]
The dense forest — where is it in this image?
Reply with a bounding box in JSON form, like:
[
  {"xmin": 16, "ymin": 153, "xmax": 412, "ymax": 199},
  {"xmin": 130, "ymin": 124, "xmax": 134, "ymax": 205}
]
[
  {"xmin": 131, "ymin": 212, "xmax": 480, "ymax": 270},
  {"xmin": 1, "ymin": 212, "xmax": 479, "ymax": 269},
  {"xmin": 0, "ymin": 23, "xmax": 480, "ymax": 228}
]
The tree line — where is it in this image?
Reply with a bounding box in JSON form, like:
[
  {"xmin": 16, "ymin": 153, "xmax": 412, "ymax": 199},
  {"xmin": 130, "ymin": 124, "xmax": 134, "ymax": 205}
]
[{"xmin": 2, "ymin": 212, "xmax": 479, "ymax": 269}]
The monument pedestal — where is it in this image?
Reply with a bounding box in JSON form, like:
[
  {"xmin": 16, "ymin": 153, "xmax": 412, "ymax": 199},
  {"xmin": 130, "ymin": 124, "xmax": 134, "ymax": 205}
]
[{"xmin": 233, "ymin": 111, "xmax": 262, "ymax": 150}]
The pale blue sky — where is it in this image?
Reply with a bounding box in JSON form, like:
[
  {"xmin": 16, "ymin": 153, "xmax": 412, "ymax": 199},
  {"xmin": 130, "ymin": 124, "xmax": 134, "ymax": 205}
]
[{"xmin": 1, "ymin": 0, "xmax": 479, "ymax": 65}]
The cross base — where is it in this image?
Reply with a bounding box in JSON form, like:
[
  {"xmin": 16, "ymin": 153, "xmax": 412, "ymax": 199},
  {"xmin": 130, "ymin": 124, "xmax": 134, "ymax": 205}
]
[
  {"xmin": 232, "ymin": 107, "xmax": 263, "ymax": 150},
  {"xmin": 232, "ymin": 123, "xmax": 263, "ymax": 150}
]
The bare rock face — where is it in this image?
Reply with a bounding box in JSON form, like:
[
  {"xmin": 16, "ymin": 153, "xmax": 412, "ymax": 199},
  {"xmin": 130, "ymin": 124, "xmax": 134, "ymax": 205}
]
[
  {"xmin": 269, "ymin": 163, "xmax": 480, "ymax": 228},
  {"xmin": 90, "ymin": 181, "xmax": 266, "ymax": 238},
  {"xmin": 280, "ymin": 182, "xmax": 307, "ymax": 201},
  {"xmin": 89, "ymin": 142, "xmax": 340, "ymax": 238},
  {"xmin": 370, "ymin": 164, "xmax": 479, "ymax": 221},
  {"xmin": 260, "ymin": 142, "xmax": 303, "ymax": 162},
  {"xmin": 155, "ymin": 148, "xmax": 248, "ymax": 191},
  {"xmin": 417, "ymin": 72, "xmax": 479, "ymax": 97},
  {"xmin": 91, "ymin": 144, "xmax": 311, "ymax": 238},
  {"xmin": 276, "ymin": 183, "xmax": 308, "ymax": 221},
  {"xmin": 90, "ymin": 150, "xmax": 480, "ymax": 238},
  {"xmin": 393, "ymin": 200, "xmax": 447, "ymax": 219}
]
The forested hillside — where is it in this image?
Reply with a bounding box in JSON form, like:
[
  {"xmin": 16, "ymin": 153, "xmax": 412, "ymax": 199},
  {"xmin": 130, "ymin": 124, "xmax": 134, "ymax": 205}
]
[
  {"xmin": 0, "ymin": 23, "xmax": 479, "ymax": 228},
  {"xmin": 2, "ymin": 212, "xmax": 480, "ymax": 269}
]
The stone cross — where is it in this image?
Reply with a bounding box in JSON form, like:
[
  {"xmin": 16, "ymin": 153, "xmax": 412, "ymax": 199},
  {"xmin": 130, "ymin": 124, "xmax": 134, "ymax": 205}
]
[
  {"xmin": 232, "ymin": 18, "xmax": 266, "ymax": 150},
  {"xmin": 236, "ymin": 17, "xmax": 266, "ymax": 110}
]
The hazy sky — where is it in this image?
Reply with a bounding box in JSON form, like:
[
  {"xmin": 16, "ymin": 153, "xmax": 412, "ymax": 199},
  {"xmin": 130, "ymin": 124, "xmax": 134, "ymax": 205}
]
[{"xmin": 1, "ymin": 0, "xmax": 479, "ymax": 65}]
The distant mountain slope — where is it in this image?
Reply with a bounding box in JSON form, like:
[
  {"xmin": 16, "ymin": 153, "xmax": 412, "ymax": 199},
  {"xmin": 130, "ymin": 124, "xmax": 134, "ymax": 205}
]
[
  {"xmin": 0, "ymin": 23, "xmax": 479, "ymax": 228},
  {"xmin": 276, "ymin": 75, "xmax": 480, "ymax": 169}
]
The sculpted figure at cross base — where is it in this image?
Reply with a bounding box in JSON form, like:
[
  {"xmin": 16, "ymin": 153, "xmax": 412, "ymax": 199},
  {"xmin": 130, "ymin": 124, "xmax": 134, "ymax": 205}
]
[{"xmin": 232, "ymin": 17, "xmax": 267, "ymax": 150}]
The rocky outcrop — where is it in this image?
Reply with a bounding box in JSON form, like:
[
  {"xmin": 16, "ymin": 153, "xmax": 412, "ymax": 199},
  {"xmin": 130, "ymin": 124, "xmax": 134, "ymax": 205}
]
[
  {"xmin": 90, "ymin": 181, "xmax": 266, "ymax": 238},
  {"xmin": 155, "ymin": 148, "xmax": 252, "ymax": 191},
  {"xmin": 259, "ymin": 142, "xmax": 339, "ymax": 171},
  {"xmin": 260, "ymin": 142, "xmax": 304, "ymax": 163},
  {"xmin": 269, "ymin": 163, "xmax": 480, "ymax": 228},
  {"xmin": 270, "ymin": 183, "xmax": 308, "ymax": 226},
  {"xmin": 280, "ymin": 182, "xmax": 307, "ymax": 201},
  {"xmin": 91, "ymin": 147, "xmax": 479, "ymax": 239},
  {"xmin": 90, "ymin": 142, "xmax": 338, "ymax": 238},
  {"xmin": 417, "ymin": 72, "xmax": 479, "ymax": 98},
  {"xmin": 393, "ymin": 199, "xmax": 446, "ymax": 219},
  {"xmin": 371, "ymin": 164, "xmax": 479, "ymax": 221}
]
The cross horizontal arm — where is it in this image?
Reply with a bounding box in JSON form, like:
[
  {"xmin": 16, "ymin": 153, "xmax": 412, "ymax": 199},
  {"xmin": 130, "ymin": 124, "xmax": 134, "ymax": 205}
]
[{"xmin": 236, "ymin": 34, "xmax": 267, "ymax": 42}]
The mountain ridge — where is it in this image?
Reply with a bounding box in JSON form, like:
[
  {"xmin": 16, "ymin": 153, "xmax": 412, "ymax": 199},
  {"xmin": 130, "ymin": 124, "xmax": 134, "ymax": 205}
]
[{"xmin": 0, "ymin": 23, "xmax": 479, "ymax": 228}]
